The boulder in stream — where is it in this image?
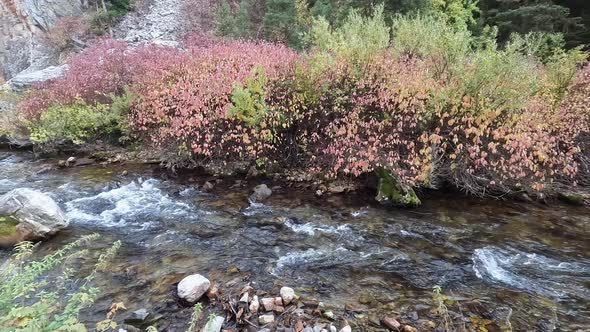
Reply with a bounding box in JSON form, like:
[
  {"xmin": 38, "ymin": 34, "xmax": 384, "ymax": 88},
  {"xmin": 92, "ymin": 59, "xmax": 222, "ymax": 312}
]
[
  {"xmin": 249, "ymin": 184, "xmax": 272, "ymax": 202},
  {"xmin": 0, "ymin": 188, "xmax": 69, "ymax": 246},
  {"xmin": 177, "ymin": 273, "xmax": 211, "ymax": 303}
]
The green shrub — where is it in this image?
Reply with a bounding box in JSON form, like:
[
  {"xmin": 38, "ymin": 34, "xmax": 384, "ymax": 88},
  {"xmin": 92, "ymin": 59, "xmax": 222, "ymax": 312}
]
[
  {"xmin": 29, "ymin": 102, "xmax": 122, "ymax": 144},
  {"xmin": 544, "ymin": 47, "xmax": 588, "ymax": 102},
  {"xmin": 0, "ymin": 234, "xmax": 121, "ymax": 331},
  {"xmin": 392, "ymin": 14, "xmax": 472, "ymax": 77},
  {"xmin": 306, "ymin": 5, "xmax": 390, "ymax": 60},
  {"xmin": 451, "ymin": 40, "xmax": 539, "ymax": 112},
  {"xmin": 517, "ymin": 31, "xmax": 567, "ymax": 62},
  {"xmin": 228, "ymin": 68, "xmax": 270, "ymax": 127}
]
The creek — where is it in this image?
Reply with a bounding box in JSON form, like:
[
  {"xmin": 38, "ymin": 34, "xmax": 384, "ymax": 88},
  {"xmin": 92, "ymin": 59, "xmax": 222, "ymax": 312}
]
[{"xmin": 0, "ymin": 151, "xmax": 589, "ymax": 331}]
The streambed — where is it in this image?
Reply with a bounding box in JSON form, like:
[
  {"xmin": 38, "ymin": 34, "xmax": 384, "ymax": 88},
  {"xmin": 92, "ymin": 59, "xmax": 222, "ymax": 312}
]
[{"xmin": 0, "ymin": 151, "xmax": 589, "ymax": 331}]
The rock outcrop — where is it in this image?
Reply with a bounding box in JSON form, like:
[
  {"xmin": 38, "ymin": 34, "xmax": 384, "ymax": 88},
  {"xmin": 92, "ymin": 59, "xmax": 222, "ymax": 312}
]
[
  {"xmin": 0, "ymin": 188, "xmax": 70, "ymax": 246},
  {"xmin": 6, "ymin": 65, "xmax": 68, "ymax": 92},
  {"xmin": 0, "ymin": 0, "xmax": 85, "ymax": 81},
  {"xmin": 113, "ymin": 0, "xmax": 181, "ymax": 46}
]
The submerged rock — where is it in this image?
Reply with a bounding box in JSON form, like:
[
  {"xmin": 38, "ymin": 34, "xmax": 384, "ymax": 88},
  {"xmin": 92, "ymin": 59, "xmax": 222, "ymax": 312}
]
[
  {"xmin": 558, "ymin": 192, "xmax": 586, "ymax": 206},
  {"xmin": 381, "ymin": 316, "xmax": 401, "ymax": 330},
  {"xmin": 259, "ymin": 314, "xmax": 275, "ymax": 325},
  {"xmin": 177, "ymin": 274, "xmax": 211, "ymax": 303},
  {"xmin": 374, "ymin": 168, "xmax": 421, "ymax": 207},
  {"xmin": 124, "ymin": 308, "xmax": 151, "ymax": 327},
  {"xmin": 0, "ymin": 188, "xmax": 69, "ymax": 245},
  {"xmin": 250, "ymin": 184, "xmax": 272, "ymax": 202}
]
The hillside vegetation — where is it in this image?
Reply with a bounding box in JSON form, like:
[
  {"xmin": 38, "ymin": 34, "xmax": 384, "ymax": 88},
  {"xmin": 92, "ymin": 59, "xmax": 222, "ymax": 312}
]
[{"xmin": 14, "ymin": 3, "xmax": 590, "ymax": 203}]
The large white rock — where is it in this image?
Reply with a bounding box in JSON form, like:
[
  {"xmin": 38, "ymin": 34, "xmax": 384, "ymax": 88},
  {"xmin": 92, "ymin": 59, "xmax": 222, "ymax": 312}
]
[
  {"xmin": 280, "ymin": 286, "xmax": 295, "ymax": 305},
  {"xmin": 177, "ymin": 274, "xmax": 211, "ymax": 303},
  {"xmin": 0, "ymin": 188, "xmax": 69, "ymax": 239}
]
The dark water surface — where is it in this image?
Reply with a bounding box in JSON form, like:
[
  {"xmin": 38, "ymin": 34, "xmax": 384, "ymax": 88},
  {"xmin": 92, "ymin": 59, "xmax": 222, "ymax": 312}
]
[{"xmin": 1, "ymin": 151, "xmax": 589, "ymax": 331}]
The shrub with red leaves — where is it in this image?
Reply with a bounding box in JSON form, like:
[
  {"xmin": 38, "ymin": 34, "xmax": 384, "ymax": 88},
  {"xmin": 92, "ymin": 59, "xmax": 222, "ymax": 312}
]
[
  {"xmin": 16, "ymin": 34, "xmax": 590, "ymax": 198},
  {"xmin": 129, "ymin": 40, "xmax": 299, "ymax": 164}
]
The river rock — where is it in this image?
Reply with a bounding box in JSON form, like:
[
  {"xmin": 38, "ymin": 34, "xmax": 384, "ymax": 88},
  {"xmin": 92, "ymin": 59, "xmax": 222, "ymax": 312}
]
[
  {"xmin": 177, "ymin": 274, "xmax": 211, "ymax": 303},
  {"xmin": 261, "ymin": 297, "xmax": 276, "ymax": 311},
  {"xmin": 0, "ymin": 188, "xmax": 69, "ymax": 244},
  {"xmin": 65, "ymin": 156, "xmax": 77, "ymax": 167},
  {"xmin": 249, "ymin": 295, "xmax": 260, "ymax": 313},
  {"xmin": 258, "ymin": 314, "xmax": 275, "ymax": 325},
  {"xmin": 249, "ymin": 184, "xmax": 272, "ymax": 202},
  {"xmin": 123, "ymin": 308, "xmax": 150, "ymax": 326},
  {"xmin": 280, "ymin": 286, "xmax": 295, "ymax": 305},
  {"xmin": 240, "ymin": 292, "xmax": 249, "ymax": 303},
  {"xmin": 202, "ymin": 181, "xmax": 215, "ymax": 192},
  {"xmin": 381, "ymin": 316, "xmax": 401, "ymax": 330},
  {"xmin": 0, "ymin": 135, "xmax": 34, "ymax": 150},
  {"xmin": 202, "ymin": 315, "xmax": 224, "ymax": 332},
  {"xmin": 402, "ymin": 326, "xmax": 417, "ymax": 332},
  {"xmin": 491, "ymin": 306, "xmax": 513, "ymax": 332},
  {"xmin": 338, "ymin": 325, "xmax": 351, "ymax": 332}
]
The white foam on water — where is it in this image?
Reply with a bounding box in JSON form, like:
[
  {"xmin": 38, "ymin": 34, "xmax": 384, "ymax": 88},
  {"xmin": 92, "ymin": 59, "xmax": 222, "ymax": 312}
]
[
  {"xmin": 284, "ymin": 218, "xmax": 352, "ymax": 236},
  {"xmin": 271, "ymin": 245, "xmax": 408, "ymax": 276},
  {"xmin": 65, "ymin": 178, "xmax": 197, "ymax": 229},
  {"xmin": 271, "ymin": 247, "xmax": 352, "ymax": 276},
  {"xmin": 351, "ymin": 209, "xmax": 368, "ymax": 217},
  {"xmin": 243, "ymin": 202, "xmax": 273, "ymax": 216},
  {"xmin": 0, "ymin": 179, "xmax": 17, "ymax": 191},
  {"xmin": 472, "ymin": 246, "xmax": 590, "ymax": 299}
]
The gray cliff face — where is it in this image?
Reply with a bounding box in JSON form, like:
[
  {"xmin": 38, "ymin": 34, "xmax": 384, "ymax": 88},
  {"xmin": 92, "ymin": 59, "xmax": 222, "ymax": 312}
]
[{"xmin": 0, "ymin": 0, "xmax": 85, "ymax": 81}]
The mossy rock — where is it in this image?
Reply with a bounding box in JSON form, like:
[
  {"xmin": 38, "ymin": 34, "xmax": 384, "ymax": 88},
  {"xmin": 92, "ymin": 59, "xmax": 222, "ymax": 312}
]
[
  {"xmin": 0, "ymin": 215, "xmax": 19, "ymax": 237},
  {"xmin": 375, "ymin": 167, "xmax": 421, "ymax": 207},
  {"xmin": 558, "ymin": 192, "xmax": 586, "ymax": 206}
]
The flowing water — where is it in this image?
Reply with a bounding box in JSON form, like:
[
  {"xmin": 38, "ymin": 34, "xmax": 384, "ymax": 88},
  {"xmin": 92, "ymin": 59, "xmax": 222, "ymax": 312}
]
[{"xmin": 1, "ymin": 151, "xmax": 589, "ymax": 331}]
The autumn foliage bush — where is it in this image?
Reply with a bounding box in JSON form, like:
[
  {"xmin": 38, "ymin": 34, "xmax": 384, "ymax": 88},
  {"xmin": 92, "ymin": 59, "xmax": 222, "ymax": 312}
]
[{"xmin": 16, "ymin": 13, "xmax": 590, "ymax": 199}]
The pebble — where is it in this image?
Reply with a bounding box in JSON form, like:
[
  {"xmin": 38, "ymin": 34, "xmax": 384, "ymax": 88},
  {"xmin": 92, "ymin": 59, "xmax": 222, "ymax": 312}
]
[
  {"xmin": 261, "ymin": 297, "xmax": 275, "ymax": 311},
  {"xmin": 381, "ymin": 316, "xmax": 401, "ymax": 330},
  {"xmin": 249, "ymin": 295, "xmax": 260, "ymax": 313},
  {"xmin": 259, "ymin": 314, "xmax": 275, "ymax": 325},
  {"xmin": 240, "ymin": 292, "xmax": 249, "ymax": 303},
  {"xmin": 202, "ymin": 181, "xmax": 215, "ymax": 191},
  {"xmin": 338, "ymin": 326, "xmax": 351, "ymax": 332}
]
